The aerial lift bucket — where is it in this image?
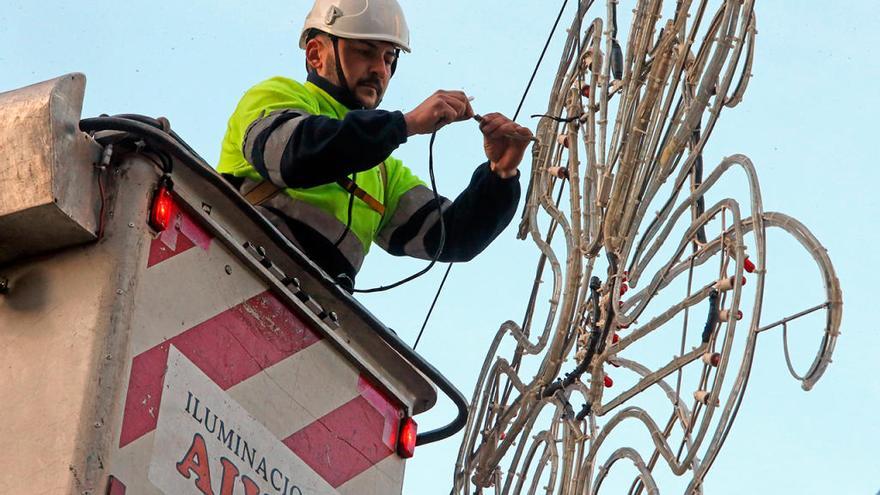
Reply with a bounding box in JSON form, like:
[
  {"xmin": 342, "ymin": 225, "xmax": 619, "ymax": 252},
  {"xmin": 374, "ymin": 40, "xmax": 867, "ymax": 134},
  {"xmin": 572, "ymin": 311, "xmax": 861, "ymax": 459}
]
[{"xmin": 0, "ymin": 74, "xmax": 466, "ymax": 495}]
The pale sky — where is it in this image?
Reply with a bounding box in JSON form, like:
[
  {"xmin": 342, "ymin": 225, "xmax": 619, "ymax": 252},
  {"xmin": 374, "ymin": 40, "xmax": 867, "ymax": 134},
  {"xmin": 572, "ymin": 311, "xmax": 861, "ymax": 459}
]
[{"xmin": 2, "ymin": 1, "xmax": 878, "ymax": 493}]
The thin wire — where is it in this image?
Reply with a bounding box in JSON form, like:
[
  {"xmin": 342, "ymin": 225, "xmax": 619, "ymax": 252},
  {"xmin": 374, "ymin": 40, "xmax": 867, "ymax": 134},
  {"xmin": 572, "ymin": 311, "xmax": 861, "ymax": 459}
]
[
  {"xmin": 414, "ymin": 262, "xmax": 454, "ymax": 350},
  {"xmin": 412, "ymin": 0, "xmax": 570, "ymax": 347},
  {"xmin": 513, "ymin": 0, "xmax": 571, "ymax": 121},
  {"xmin": 334, "ymin": 172, "xmax": 357, "ymax": 247},
  {"xmin": 96, "ymin": 168, "xmax": 108, "ymax": 238}
]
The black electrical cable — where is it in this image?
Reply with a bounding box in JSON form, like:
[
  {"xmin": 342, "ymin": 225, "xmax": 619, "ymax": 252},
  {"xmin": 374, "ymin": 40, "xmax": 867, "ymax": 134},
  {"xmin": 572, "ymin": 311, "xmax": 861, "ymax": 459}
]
[
  {"xmin": 413, "ymin": 261, "xmax": 453, "ymax": 350},
  {"xmin": 352, "ymin": 130, "xmax": 447, "ymax": 294},
  {"xmin": 513, "ymin": 0, "xmax": 571, "ymax": 121},
  {"xmin": 529, "ymin": 112, "xmax": 582, "ymax": 123},
  {"xmin": 334, "ymin": 172, "xmax": 357, "ymax": 247}
]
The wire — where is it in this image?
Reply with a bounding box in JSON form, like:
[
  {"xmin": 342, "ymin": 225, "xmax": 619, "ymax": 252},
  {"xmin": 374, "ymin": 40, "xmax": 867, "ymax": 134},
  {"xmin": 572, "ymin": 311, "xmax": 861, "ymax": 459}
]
[
  {"xmin": 352, "ymin": 130, "xmax": 447, "ymax": 294},
  {"xmin": 513, "ymin": 0, "xmax": 571, "ymax": 121},
  {"xmin": 530, "ymin": 112, "xmax": 581, "ymax": 123},
  {"xmin": 96, "ymin": 167, "xmax": 108, "ymax": 238},
  {"xmin": 414, "ymin": 0, "xmax": 571, "ymax": 345},
  {"xmin": 413, "ymin": 262, "xmax": 453, "ymax": 350},
  {"xmin": 334, "ymin": 172, "xmax": 357, "ymax": 247}
]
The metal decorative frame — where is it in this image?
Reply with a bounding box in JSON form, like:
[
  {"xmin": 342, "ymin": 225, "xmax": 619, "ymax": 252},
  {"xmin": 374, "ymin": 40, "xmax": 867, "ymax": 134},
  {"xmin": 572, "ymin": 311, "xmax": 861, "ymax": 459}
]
[{"xmin": 453, "ymin": 1, "xmax": 842, "ymax": 493}]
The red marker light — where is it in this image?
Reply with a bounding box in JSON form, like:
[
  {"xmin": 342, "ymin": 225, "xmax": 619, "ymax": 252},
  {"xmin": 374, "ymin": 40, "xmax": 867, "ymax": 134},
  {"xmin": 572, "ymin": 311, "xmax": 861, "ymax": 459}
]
[
  {"xmin": 398, "ymin": 417, "xmax": 418, "ymax": 459},
  {"xmin": 620, "ymin": 283, "xmax": 629, "ymax": 296},
  {"xmin": 604, "ymin": 375, "xmax": 613, "ymax": 388},
  {"xmin": 744, "ymin": 257, "xmax": 755, "ymax": 273},
  {"xmin": 581, "ymin": 84, "xmax": 591, "ymax": 98},
  {"xmin": 149, "ymin": 177, "xmax": 174, "ymax": 232},
  {"xmin": 612, "ymin": 333, "xmax": 620, "ymax": 344}
]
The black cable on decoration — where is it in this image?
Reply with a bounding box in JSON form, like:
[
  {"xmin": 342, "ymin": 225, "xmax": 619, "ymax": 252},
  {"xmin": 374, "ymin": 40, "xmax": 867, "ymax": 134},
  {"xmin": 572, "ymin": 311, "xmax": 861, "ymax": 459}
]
[
  {"xmin": 352, "ymin": 130, "xmax": 447, "ymax": 294},
  {"xmin": 530, "ymin": 113, "xmax": 582, "ymax": 123},
  {"xmin": 413, "ymin": 0, "xmax": 571, "ymax": 347}
]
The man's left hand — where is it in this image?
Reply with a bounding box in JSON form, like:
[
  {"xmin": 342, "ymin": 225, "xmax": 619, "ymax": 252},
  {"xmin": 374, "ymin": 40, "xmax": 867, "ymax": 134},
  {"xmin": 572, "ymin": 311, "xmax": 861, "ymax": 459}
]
[{"xmin": 478, "ymin": 113, "xmax": 533, "ymax": 179}]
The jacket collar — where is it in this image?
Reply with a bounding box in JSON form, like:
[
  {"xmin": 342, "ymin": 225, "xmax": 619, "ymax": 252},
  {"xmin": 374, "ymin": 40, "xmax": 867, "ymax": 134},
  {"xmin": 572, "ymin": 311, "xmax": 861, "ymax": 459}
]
[{"xmin": 306, "ymin": 72, "xmax": 365, "ymax": 111}]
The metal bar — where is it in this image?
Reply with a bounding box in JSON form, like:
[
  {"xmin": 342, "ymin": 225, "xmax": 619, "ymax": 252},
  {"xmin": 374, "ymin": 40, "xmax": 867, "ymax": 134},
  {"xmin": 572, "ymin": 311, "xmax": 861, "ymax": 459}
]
[{"xmin": 755, "ymin": 302, "xmax": 831, "ymax": 334}]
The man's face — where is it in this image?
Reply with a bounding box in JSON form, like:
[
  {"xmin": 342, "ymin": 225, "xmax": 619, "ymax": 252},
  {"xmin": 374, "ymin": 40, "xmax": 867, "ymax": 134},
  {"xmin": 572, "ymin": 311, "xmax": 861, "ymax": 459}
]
[{"xmin": 309, "ymin": 35, "xmax": 398, "ymax": 109}]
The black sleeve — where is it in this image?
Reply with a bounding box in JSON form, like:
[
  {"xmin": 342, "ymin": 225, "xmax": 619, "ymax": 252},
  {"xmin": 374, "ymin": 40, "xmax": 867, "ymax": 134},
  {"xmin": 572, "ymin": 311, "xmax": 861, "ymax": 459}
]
[
  {"xmin": 243, "ymin": 108, "xmax": 408, "ymax": 188},
  {"xmin": 382, "ymin": 162, "xmax": 521, "ymax": 262}
]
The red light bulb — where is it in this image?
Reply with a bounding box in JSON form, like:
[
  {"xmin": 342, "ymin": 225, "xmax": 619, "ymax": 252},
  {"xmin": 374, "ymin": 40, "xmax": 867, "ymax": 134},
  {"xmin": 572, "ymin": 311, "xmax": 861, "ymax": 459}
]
[
  {"xmin": 398, "ymin": 417, "xmax": 418, "ymax": 459},
  {"xmin": 149, "ymin": 181, "xmax": 174, "ymax": 232}
]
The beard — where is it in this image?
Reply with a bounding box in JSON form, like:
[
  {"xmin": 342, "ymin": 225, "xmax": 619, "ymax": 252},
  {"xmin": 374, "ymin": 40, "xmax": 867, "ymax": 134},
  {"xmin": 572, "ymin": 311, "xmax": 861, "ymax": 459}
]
[{"xmin": 353, "ymin": 78, "xmax": 385, "ymax": 109}]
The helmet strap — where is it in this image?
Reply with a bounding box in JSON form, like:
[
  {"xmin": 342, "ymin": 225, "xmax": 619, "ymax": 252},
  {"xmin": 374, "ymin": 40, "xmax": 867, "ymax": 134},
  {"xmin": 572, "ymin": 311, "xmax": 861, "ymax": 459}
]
[
  {"xmin": 329, "ymin": 35, "xmax": 369, "ymax": 110},
  {"xmin": 391, "ymin": 49, "xmax": 400, "ymax": 76}
]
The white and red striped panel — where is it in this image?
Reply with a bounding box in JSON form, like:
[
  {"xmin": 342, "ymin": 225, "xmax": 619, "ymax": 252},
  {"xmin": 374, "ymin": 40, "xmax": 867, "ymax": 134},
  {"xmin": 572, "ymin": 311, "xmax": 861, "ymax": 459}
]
[{"xmin": 107, "ymin": 202, "xmax": 407, "ymax": 494}]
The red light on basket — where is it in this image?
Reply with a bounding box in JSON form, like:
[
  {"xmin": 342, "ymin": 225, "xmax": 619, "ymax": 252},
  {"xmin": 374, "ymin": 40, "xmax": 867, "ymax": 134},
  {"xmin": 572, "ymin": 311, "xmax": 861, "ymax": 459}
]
[
  {"xmin": 149, "ymin": 177, "xmax": 174, "ymax": 232},
  {"xmin": 744, "ymin": 257, "xmax": 755, "ymax": 273},
  {"xmin": 398, "ymin": 417, "xmax": 418, "ymax": 459},
  {"xmin": 604, "ymin": 375, "xmax": 614, "ymax": 388},
  {"xmin": 620, "ymin": 283, "xmax": 629, "ymax": 296},
  {"xmin": 581, "ymin": 84, "xmax": 591, "ymax": 98},
  {"xmin": 612, "ymin": 333, "xmax": 620, "ymax": 344}
]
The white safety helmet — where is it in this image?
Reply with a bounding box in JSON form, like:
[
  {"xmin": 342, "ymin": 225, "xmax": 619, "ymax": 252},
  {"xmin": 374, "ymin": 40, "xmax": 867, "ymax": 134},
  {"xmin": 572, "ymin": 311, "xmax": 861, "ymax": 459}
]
[{"xmin": 299, "ymin": 0, "xmax": 411, "ymax": 53}]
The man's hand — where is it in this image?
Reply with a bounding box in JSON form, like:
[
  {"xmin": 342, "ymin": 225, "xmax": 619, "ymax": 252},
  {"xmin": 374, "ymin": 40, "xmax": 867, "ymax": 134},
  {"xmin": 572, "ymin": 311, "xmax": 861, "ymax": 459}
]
[
  {"xmin": 478, "ymin": 113, "xmax": 533, "ymax": 179},
  {"xmin": 404, "ymin": 90, "xmax": 474, "ymax": 136}
]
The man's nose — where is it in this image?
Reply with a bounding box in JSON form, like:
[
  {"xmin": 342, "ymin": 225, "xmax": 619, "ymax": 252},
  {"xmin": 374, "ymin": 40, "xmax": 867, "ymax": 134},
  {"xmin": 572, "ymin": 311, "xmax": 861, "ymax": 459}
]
[{"xmin": 370, "ymin": 56, "xmax": 390, "ymax": 80}]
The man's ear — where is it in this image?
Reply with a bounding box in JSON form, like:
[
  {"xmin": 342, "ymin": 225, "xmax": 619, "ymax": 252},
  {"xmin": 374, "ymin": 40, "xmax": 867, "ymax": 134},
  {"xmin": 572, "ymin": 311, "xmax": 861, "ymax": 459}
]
[{"xmin": 305, "ymin": 37, "xmax": 325, "ymax": 73}]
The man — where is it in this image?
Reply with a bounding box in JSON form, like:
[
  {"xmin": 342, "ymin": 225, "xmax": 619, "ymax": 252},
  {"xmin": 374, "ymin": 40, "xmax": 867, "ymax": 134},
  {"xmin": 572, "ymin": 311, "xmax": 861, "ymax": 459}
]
[{"xmin": 218, "ymin": 0, "xmax": 533, "ymax": 290}]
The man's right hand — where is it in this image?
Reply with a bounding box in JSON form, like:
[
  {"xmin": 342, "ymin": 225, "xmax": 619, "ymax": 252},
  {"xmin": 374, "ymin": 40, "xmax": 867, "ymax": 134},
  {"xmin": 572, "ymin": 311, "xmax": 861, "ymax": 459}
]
[{"xmin": 404, "ymin": 90, "xmax": 474, "ymax": 136}]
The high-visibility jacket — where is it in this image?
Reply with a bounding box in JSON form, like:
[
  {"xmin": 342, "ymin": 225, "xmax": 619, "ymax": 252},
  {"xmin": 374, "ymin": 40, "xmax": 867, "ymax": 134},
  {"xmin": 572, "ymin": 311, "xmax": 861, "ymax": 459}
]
[{"xmin": 218, "ymin": 73, "xmax": 520, "ymax": 284}]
